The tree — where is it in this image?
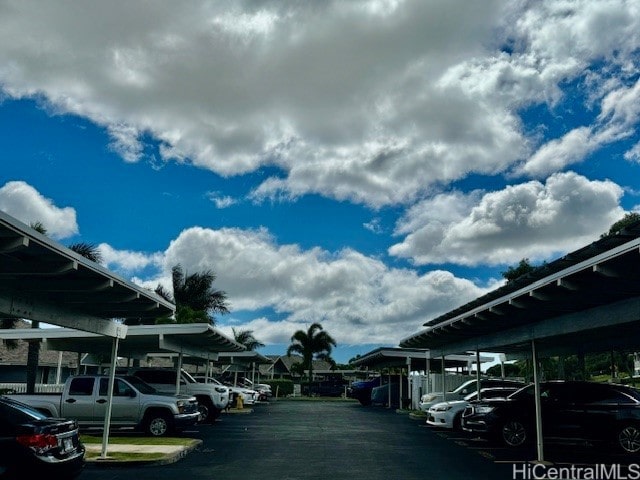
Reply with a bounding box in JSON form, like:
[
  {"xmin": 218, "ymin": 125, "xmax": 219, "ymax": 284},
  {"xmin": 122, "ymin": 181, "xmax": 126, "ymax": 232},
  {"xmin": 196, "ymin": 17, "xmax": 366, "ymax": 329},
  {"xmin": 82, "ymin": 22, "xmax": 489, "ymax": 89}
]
[
  {"xmin": 155, "ymin": 264, "xmax": 229, "ymax": 325},
  {"xmin": 501, "ymin": 258, "xmax": 539, "ymax": 283},
  {"xmin": 232, "ymin": 328, "xmax": 265, "ymax": 350},
  {"xmin": 286, "ymin": 323, "xmax": 336, "ymax": 392},
  {"xmin": 68, "ymin": 242, "xmax": 103, "ymax": 263},
  {"xmin": 601, "ymin": 212, "xmax": 640, "ymax": 238}
]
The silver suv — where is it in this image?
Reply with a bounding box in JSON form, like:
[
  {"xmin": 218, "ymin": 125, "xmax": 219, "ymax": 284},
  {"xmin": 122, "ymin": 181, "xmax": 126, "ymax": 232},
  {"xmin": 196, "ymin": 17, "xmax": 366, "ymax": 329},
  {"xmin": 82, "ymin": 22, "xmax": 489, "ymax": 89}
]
[{"xmin": 129, "ymin": 368, "xmax": 230, "ymax": 422}]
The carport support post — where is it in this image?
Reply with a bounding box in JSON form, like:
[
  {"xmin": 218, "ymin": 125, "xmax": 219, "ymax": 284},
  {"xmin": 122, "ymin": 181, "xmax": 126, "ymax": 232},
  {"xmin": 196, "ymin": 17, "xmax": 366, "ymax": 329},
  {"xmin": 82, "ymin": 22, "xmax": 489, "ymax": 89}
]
[
  {"xmin": 407, "ymin": 356, "xmax": 412, "ymax": 409},
  {"xmin": 531, "ymin": 339, "xmax": 544, "ymax": 463},
  {"xmin": 175, "ymin": 352, "xmax": 184, "ymax": 394},
  {"xmin": 441, "ymin": 354, "xmax": 446, "ymax": 400},
  {"xmin": 100, "ymin": 336, "xmax": 120, "ymax": 459},
  {"xmin": 476, "ymin": 349, "xmax": 481, "ymax": 401},
  {"xmin": 399, "ymin": 368, "xmax": 403, "ymax": 410}
]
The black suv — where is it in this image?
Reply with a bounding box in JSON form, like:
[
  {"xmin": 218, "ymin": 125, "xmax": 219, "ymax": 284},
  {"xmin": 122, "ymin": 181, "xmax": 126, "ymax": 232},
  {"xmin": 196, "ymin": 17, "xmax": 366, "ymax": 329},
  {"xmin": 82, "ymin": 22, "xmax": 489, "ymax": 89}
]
[{"xmin": 461, "ymin": 380, "xmax": 640, "ymax": 454}]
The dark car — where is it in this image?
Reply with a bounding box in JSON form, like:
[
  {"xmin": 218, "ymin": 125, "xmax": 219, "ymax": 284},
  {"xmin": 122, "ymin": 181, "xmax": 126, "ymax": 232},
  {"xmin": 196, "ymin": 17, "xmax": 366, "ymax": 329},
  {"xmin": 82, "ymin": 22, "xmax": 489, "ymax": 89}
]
[
  {"xmin": 302, "ymin": 380, "xmax": 348, "ymax": 397},
  {"xmin": 461, "ymin": 380, "xmax": 640, "ymax": 454},
  {"xmin": 347, "ymin": 377, "xmax": 384, "ymax": 406},
  {"xmin": 0, "ymin": 395, "xmax": 85, "ymax": 478}
]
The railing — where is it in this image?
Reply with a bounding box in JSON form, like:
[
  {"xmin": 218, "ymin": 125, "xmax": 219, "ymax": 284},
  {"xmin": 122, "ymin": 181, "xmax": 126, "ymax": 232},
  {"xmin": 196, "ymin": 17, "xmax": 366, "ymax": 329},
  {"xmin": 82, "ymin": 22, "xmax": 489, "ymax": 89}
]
[{"xmin": 0, "ymin": 383, "xmax": 64, "ymax": 393}]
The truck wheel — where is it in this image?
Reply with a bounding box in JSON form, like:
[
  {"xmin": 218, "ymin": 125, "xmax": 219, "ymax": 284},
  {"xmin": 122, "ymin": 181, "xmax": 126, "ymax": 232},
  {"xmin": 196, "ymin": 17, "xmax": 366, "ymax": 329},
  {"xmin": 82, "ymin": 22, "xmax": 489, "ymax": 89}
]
[
  {"xmin": 144, "ymin": 411, "xmax": 173, "ymax": 437},
  {"xmin": 196, "ymin": 397, "xmax": 216, "ymax": 424}
]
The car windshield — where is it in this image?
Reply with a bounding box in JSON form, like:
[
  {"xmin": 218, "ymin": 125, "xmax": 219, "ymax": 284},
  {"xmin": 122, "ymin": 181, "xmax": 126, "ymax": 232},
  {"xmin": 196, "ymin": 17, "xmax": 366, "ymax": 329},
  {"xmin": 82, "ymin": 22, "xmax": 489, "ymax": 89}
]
[
  {"xmin": 197, "ymin": 377, "xmax": 224, "ymax": 385},
  {"xmin": 451, "ymin": 380, "xmax": 477, "ymax": 394},
  {"xmin": 120, "ymin": 375, "xmax": 158, "ymax": 394}
]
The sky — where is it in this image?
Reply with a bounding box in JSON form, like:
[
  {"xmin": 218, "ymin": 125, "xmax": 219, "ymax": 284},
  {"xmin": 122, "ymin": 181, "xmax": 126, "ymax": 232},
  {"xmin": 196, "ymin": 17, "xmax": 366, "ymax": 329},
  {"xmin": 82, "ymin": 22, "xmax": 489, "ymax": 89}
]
[{"xmin": 1, "ymin": 0, "xmax": 640, "ymax": 364}]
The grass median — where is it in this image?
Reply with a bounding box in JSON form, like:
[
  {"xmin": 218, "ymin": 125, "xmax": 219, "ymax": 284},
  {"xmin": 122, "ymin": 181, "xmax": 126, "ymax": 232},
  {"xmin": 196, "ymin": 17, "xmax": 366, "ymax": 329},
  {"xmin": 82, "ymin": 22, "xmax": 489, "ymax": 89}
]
[{"xmin": 80, "ymin": 434, "xmax": 201, "ymax": 462}]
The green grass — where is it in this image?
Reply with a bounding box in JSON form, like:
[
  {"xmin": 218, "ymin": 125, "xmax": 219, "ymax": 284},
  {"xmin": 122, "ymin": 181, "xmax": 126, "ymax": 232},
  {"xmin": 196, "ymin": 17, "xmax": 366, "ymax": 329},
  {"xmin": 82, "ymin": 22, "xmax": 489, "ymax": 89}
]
[
  {"xmin": 80, "ymin": 435, "xmax": 197, "ymax": 446},
  {"xmin": 84, "ymin": 451, "xmax": 167, "ymax": 461}
]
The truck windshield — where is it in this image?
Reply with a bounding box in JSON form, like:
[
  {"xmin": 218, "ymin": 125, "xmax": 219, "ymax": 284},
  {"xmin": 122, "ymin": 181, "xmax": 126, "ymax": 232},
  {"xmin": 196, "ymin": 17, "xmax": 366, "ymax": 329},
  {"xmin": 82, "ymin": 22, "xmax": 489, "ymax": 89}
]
[{"xmin": 120, "ymin": 376, "xmax": 158, "ymax": 394}]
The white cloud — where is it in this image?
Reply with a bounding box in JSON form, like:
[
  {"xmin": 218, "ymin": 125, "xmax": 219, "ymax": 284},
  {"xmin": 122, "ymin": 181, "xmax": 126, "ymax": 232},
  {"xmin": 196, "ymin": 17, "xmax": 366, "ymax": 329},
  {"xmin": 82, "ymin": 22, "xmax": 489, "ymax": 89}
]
[
  {"xmin": 515, "ymin": 78, "xmax": 640, "ymax": 177},
  {"xmin": 121, "ymin": 225, "xmax": 488, "ymax": 345},
  {"xmin": 0, "ymin": 181, "xmax": 78, "ymax": 239},
  {"xmin": 206, "ymin": 191, "xmax": 237, "ymax": 209},
  {"xmin": 625, "ymin": 142, "xmax": 640, "ymax": 163},
  {"xmin": 98, "ymin": 243, "xmax": 163, "ymax": 273},
  {"xmin": 389, "ymin": 172, "xmax": 624, "ymax": 266},
  {"xmin": 9, "ymin": 1, "xmax": 640, "ymax": 207}
]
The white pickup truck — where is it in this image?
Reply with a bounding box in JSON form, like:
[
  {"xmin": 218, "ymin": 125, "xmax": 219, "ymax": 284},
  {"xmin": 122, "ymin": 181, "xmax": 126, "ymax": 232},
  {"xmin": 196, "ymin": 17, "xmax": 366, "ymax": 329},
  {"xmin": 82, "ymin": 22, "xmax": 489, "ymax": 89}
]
[
  {"xmin": 128, "ymin": 368, "xmax": 230, "ymax": 422},
  {"xmin": 9, "ymin": 374, "xmax": 200, "ymax": 436}
]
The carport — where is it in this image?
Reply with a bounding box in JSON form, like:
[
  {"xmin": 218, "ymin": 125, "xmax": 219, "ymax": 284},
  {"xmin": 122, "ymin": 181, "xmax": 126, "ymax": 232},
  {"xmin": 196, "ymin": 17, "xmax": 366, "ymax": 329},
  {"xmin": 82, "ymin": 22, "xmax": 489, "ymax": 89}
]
[
  {"xmin": 0, "ymin": 322, "xmax": 247, "ymax": 390},
  {"xmin": 352, "ymin": 347, "xmax": 493, "ymax": 409},
  {"xmin": 400, "ymin": 221, "xmax": 640, "ymax": 462},
  {"xmin": 0, "ymin": 210, "xmax": 176, "ymax": 458}
]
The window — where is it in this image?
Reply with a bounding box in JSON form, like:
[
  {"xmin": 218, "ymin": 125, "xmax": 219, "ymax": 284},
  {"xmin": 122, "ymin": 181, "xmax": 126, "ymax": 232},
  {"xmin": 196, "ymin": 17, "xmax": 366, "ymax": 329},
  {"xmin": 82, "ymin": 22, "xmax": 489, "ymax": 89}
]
[
  {"xmin": 99, "ymin": 378, "xmax": 135, "ymax": 397},
  {"xmin": 68, "ymin": 377, "xmax": 95, "ymax": 396}
]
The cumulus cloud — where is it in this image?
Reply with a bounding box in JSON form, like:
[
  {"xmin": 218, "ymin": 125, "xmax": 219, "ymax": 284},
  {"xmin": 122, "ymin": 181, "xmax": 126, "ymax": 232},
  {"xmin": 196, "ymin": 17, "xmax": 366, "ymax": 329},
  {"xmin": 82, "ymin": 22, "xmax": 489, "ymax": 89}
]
[
  {"xmin": 0, "ymin": 181, "xmax": 78, "ymax": 239},
  {"xmin": 98, "ymin": 243, "xmax": 163, "ymax": 273},
  {"xmin": 2, "ymin": 2, "xmax": 638, "ymax": 207},
  {"xmin": 389, "ymin": 172, "xmax": 625, "ymax": 266},
  {"xmin": 109, "ymin": 226, "xmax": 488, "ymax": 345},
  {"xmin": 515, "ymin": 78, "xmax": 640, "ymax": 177}
]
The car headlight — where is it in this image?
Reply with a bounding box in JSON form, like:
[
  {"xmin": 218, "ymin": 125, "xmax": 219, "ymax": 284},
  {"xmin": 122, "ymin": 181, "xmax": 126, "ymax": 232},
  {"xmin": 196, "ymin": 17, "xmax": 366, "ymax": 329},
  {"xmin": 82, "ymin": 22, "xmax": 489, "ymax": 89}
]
[
  {"xmin": 215, "ymin": 387, "xmax": 226, "ymax": 393},
  {"xmin": 176, "ymin": 400, "xmax": 186, "ymax": 413},
  {"xmin": 473, "ymin": 405, "xmax": 495, "ymax": 414},
  {"xmin": 432, "ymin": 405, "xmax": 452, "ymax": 412}
]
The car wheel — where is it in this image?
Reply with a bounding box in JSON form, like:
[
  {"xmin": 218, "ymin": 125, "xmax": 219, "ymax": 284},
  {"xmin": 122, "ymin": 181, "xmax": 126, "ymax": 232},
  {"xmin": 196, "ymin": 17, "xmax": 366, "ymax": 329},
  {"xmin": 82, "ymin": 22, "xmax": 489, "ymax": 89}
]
[
  {"xmin": 144, "ymin": 411, "xmax": 173, "ymax": 437},
  {"xmin": 501, "ymin": 419, "xmax": 528, "ymax": 447},
  {"xmin": 452, "ymin": 412, "xmax": 462, "ymax": 431},
  {"xmin": 617, "ymin": 424, "xmax": 640, "ymax": 454}
]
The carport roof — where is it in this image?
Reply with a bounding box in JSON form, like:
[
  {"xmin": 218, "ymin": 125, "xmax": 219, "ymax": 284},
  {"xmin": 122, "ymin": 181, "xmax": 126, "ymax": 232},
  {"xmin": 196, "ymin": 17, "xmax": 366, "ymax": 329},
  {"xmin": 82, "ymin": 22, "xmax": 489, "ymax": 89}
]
[
  {"xmin": 0, "ymin": 323, "xmax": 246, "ymax": 360},
  {"xmin": 400, "ymin": 221, "xmax": 640, "ymax": 357},
  {"xmin": 350, "ymin": 347, "xmax": 493, "ymax": 370},
  {"xmin": 0, "ymin": 211, "xmax": 174, "ymax": 337}
]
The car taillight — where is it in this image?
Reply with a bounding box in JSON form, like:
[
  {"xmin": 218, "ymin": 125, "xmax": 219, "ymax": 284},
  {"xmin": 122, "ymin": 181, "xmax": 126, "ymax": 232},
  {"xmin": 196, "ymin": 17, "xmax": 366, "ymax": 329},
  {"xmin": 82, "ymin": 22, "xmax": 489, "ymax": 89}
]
[{"xmin": 16, "ymin": 433, "xmax": 58, "ymax": 453}]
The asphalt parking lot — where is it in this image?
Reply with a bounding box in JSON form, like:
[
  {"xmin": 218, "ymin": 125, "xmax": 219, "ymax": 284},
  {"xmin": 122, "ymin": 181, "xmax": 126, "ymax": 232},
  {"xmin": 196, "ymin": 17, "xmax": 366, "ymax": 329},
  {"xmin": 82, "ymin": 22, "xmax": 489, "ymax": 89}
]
[{"xmin": 80, "ymin": 400, "xmax": 639, "ymax": 480}]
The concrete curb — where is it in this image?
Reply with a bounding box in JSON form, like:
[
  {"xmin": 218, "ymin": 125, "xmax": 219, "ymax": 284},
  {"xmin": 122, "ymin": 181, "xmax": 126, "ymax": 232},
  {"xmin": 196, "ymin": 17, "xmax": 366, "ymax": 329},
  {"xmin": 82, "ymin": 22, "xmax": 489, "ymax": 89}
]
[{"xmin": 84, "ymin": 439, "xmax": 203, "ymax": 467}]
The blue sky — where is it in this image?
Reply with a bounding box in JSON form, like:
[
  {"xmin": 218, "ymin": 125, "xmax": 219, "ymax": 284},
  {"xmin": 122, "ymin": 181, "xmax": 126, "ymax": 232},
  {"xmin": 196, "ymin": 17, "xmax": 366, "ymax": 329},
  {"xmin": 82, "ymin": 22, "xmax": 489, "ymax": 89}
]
[{"xmin": 1, "ymin": 1, "xmax": 640, "ymax": 364}]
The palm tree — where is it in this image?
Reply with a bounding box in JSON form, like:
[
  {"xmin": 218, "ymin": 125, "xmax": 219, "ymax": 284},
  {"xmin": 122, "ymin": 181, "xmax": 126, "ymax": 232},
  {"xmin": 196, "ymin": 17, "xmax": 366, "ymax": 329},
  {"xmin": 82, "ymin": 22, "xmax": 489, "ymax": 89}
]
[
  {"xmin": 286, "ymin": 323, "xmax": 336, "ymax": 393},
  {"xmin": 154, "ymin": 264, "xmax": 229, "ymax": 325},
  {"xmin": 68, "ymin": 242, "xmax": 103, "ymax": 263},
  {"xmin": 232, "ymin": 328, "xmax": 265, "ymax": 350}
]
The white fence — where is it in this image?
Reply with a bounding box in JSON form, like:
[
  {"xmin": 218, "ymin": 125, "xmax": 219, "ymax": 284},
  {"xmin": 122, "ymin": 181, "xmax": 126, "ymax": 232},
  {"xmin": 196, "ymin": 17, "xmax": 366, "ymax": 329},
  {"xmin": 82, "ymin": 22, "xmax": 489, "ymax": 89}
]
[{"xmin": 0, "ymin": 383, "xmax": 64, "ymax": 393}]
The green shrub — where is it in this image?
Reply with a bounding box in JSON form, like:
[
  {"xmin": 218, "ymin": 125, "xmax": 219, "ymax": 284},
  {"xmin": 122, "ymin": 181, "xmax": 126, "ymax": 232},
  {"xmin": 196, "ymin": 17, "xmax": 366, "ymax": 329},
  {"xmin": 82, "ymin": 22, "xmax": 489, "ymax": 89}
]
[{"xmin": 262, "ymin": 379, "xmax": 294, "ymax": 397}]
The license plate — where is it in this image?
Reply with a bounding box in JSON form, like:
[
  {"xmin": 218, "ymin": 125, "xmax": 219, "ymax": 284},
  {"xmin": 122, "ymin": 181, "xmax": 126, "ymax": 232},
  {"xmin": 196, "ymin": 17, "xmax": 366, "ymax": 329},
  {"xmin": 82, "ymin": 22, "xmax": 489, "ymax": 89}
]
[{"xmin": 61, "ymin": 437, "xmax": 74, "ymax": 453}]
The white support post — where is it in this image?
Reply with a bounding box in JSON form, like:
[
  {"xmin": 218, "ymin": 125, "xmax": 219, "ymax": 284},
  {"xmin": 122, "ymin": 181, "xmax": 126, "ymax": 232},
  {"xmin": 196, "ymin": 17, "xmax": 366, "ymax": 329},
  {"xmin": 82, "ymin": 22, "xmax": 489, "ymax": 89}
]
[
  {"xmin": 532, "ymin": 339, "xmax": 544, "ymax": 463},
  {"xmin": 399, "ymin": 368, "xmax": 403, "ymax": 409},
  {"xmin": 100, "ymin": 336, "xmax": 120, "ymax": 459},
  {"xmin": 175, "ymin": 352, "xmax": 184, "ymax": 394},
  {"xmin": 407, "ymin": 356, "xmax": 412, "ymax": 409},
  {"xmin": 476, "ymin": 349, "xmax": 482, "ymax": 401},
  {"xmin": 441, "ymin": 354, "xmax": 446, "ymax": 399},
  {"xmin": 55, "ymin": 351, "xmax": 63, "ymax": 384}
]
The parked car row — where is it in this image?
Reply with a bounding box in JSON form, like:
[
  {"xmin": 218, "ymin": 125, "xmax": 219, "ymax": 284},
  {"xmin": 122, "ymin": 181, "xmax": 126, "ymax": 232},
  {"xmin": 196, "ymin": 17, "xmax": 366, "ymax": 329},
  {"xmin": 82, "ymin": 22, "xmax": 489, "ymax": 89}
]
[
  {"xmin": 419, "ymin": 378, "xmax": 527, "ymax": 412},
  {"xmin": 426, "ymin": 380, "xmax": 640, "ymax": 455},
  {"xmin": 1, "ymin": 368, "xmax": 273, "ymax": 478}
]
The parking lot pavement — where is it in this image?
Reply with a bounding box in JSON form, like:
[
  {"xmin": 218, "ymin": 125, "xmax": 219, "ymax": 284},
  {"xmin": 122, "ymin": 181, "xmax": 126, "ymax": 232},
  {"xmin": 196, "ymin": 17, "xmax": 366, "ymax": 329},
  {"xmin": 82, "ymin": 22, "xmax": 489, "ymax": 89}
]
[
  {"xmin": 424, "ymin": 425, "xmax": 640, "ymax": 472},
  {"xmin": 79, "ymin": 401, "xmax": 512, "ymax": 480}
]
